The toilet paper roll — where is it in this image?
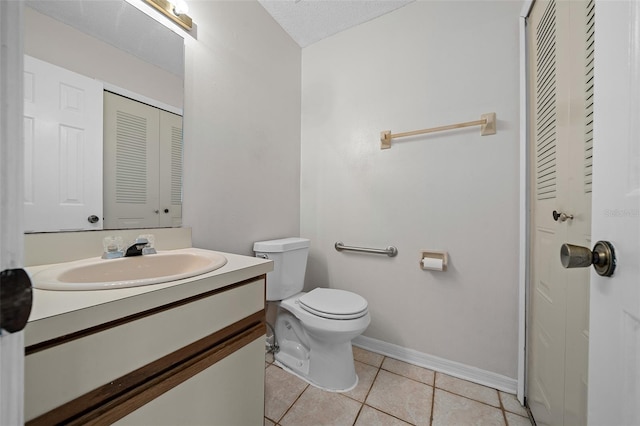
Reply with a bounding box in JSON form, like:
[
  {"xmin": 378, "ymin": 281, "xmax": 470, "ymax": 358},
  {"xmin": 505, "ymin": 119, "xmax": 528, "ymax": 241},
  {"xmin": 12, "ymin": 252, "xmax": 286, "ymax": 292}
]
[{"xmin": 422, "ymin": 257, "xmax": 444, "ymax": 271}]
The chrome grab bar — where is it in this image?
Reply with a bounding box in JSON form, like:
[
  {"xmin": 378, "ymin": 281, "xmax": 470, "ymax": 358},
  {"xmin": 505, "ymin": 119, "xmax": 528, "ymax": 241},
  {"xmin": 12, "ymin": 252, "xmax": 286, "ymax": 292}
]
[{"xmin": 334, "ymin": 242, "xmax": 398, "ymax": 257}]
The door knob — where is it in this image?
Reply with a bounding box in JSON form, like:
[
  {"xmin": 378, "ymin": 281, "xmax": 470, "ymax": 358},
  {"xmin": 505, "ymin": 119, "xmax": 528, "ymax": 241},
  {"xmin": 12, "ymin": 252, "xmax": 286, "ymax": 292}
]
[
  {"xmin": 560, "ymin": 241, "xmax": 616, "ymax": 277},
  {"xmin": 0, "ymin": 269, "xmax": 33, "ymax": 334},
  {"xmin": 553, "ymin": 210, "xmax": 574, "ymax": 222},
  {"xmin": 87, "ymin": 214, "xmax": 99, "ymax": 224}
]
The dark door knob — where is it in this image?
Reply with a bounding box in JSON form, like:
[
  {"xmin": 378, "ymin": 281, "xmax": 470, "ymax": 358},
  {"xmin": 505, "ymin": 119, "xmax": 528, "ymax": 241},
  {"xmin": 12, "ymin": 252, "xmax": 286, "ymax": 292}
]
[
  {"xmin": 0, "ymin": 269, "xmax": 33, "ymax": 333},
  {"xmin": 553, "ymin": 210, "xmax": 574, "ymax": 222},
  {"xmin": 87, "ymin": 215, "xmax": 99, "ymax": 224}
]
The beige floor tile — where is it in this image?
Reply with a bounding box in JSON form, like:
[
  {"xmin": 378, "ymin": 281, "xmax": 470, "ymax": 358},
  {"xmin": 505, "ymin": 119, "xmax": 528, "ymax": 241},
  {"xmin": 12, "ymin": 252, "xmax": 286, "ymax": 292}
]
[
  {"xmin": 280, "ymin": 386, "xmax": 362, "ymax": 426},
  {"xmin": 355, "ymin": 405, "xmax": 413, "ymax": 426},
  {"xmin": 500, "ymin": 391, "xmax": 528, "ymax": 417},
  {"xmin": 353, "ymin": 346, "xmax": 384, "ymax": 367},
  {"xmin": 265, "ymin": 351, "xmax": 274, "ymax": 364},
  {"xmin": 505, "ymin": 412, "xmax": 533, "ymax": 426},
  {"xmin": 264, "ymin": 418, "xmax": 275, "ymax": 426},
  {"xmin": 432, "ymin": 389, "xmax": 506, "ymax": 426},
  {"xmin": 344, "ymin": 361, "xmax": 379, "ymax": 402},
  {"xmin": 382, "ymin": 357, "xmax": 435, "ymax": 385},
  {"xmin": 264, "ymin": 365, "xmax": 308, "ymax": 422},
  {"xmin": 435, "ymin": 373, "xmax": 501, "ymax": 407},
  {"xmin": 366, "ymin": 370, "xmax": 433, "ymax": 426}
]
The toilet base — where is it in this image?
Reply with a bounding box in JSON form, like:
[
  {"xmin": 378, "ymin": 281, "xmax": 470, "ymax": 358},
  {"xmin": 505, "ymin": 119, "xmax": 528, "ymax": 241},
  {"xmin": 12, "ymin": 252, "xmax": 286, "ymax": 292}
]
[
  {"xmin": 273, "ymin": 308, "xmax": 363, "ymax": 392},
  {"xmin": 273, "ymin": 357, "xmax": 359, "ymax": 393}
]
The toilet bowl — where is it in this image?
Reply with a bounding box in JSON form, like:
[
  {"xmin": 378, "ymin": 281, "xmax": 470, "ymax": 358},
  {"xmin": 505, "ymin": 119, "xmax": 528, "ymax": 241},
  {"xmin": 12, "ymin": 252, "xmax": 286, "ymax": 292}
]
[
  {"xmin": 274, "ymin": 288, "xmax": 370, "ymax": 391},
  {"xmin": 253, "ymin": 237, "xmax": 371, "ymax": 392}
]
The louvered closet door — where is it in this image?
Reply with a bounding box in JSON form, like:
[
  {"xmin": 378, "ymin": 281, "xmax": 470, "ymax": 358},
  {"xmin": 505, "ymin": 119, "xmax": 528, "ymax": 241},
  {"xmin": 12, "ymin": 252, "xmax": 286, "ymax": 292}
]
[
  {"xmin": 103, "ymin": 92, "xmax": 160, "ymax": 229},
  {"xmin": 527, "ymin": 1, "xmax": 593, "ymax": 425},
  {"xmin": 158, "ymin": 110, "xmax": 183, "ymax": 228}
]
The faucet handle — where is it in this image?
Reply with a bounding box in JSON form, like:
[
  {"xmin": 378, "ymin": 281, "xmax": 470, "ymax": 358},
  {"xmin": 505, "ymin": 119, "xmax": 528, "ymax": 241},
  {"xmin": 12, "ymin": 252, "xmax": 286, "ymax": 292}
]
[
  {"xmin": 137, "ymin": 234, "xmax": 156, "ymax": 255},
  {"xmin": 134, "ymin": 237, "xmax": 149, "ymax": 245},
  {"xmin": 102, "ymin": 236, "xmax": 124, "ymax": 259}
]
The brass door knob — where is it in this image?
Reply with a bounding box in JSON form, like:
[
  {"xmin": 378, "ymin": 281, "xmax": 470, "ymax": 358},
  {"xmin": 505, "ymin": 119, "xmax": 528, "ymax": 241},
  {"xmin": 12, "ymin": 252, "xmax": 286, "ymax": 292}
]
[
  {"xmin": 560, "ymin": 241, "xmax": 616, "ymax": 277},
  {"xmin": 553, "ymin": 210, "xmax": 574, "ymax": 222}
]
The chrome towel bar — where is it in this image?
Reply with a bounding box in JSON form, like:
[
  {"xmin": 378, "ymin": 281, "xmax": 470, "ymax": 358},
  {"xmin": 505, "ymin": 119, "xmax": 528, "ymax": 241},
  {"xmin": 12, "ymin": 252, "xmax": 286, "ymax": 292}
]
[{"xmin": 334, "ymin": 242, "xmax": 398, "ymax": 257}]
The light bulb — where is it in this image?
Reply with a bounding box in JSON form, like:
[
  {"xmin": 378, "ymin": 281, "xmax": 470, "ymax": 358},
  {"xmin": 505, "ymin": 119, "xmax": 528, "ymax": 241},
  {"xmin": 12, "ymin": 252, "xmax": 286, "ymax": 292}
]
[{"xmin": 172, "ymin": 0, "xmax": 189, "ymax": 16}]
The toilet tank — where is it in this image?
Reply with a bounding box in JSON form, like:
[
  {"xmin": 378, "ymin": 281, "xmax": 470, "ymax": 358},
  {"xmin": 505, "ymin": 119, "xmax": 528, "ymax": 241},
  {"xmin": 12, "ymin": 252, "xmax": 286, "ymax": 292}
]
[{"xmin": 253, "ymin": 237, "xmax": 310, "ymax": 301}]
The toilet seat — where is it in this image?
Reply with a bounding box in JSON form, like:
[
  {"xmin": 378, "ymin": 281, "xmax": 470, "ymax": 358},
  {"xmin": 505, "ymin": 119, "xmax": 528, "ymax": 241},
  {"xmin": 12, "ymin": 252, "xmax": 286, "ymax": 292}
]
[{"xmin": 297, "ymin": 288, "xmax": 368, "ymax": 320}]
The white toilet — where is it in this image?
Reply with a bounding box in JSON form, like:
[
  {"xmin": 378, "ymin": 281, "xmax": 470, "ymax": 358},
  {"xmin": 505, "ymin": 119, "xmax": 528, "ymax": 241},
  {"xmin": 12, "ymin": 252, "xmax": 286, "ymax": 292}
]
[{"xmin": 254, "ymin": 237, "xmax": 371, "ymax": 392}]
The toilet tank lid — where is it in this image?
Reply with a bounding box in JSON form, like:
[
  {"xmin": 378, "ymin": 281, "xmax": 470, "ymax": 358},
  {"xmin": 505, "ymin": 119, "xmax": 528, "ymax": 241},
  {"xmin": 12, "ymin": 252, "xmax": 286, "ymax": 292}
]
[{"xmin": 253, "ymin": 237, "xmax": 310, "ymax": 252}]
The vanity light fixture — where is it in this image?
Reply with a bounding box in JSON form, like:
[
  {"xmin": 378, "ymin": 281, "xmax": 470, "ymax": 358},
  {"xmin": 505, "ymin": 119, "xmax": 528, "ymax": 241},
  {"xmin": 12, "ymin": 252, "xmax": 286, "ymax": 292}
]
[{"xmin": 143, "ymin": 0, "xmax": 193, "ymax": 30}]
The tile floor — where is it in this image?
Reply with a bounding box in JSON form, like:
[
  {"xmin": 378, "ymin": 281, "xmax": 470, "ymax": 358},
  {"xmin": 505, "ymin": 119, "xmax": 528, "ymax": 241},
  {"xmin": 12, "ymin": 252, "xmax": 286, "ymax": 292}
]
[{"xmin": 264, "ymin": 347, "xmax": 533, "ymax": 426}]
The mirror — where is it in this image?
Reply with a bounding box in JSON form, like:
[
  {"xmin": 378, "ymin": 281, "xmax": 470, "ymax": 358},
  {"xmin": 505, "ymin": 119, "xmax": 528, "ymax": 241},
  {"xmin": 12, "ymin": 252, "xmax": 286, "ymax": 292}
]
[{"xmin": 23, "ymin": 0, "xmax": 184, "ymax": 233}]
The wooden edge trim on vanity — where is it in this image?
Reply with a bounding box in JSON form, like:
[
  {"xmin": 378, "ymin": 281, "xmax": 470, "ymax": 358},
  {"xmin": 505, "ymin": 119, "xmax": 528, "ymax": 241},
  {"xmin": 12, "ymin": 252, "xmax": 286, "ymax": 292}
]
[
  {"xmin": 27, "ymin": 310, "xmax": 266, "ymax": 426},
  {"xmin": 79, "ymin": 323, "xmax": 266, "ymax": 426},
  {"xmin": 26, "ymin": 274, "xmax": 267, "ymax": 355}
]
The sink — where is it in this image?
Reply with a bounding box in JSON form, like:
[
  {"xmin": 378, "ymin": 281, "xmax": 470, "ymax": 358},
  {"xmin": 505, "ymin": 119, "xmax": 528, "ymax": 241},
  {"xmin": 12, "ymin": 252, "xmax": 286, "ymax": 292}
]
[{"xmin": 31, "ymin": 248, "xmax": 228, "ymax": 290}]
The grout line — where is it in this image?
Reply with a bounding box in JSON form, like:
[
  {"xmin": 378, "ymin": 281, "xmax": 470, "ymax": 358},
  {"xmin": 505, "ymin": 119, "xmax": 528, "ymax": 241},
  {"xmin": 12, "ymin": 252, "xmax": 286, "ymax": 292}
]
[
  {"xmin": 430, "ymin": 372, "xmax": 437, "ymax": 426},
  {"xmin": 498, "ymin": 389, "xmax": 509, "ymax": 425},
  {"xmin": 365, "ymin": 356, "xmax": 385, "ymax": 403},
  {"xmin": 436, "ymin": 387, "xmax": 504, "ymax": 411},
  {"xmin": 362, "ymin": 403, "xmax": 417, "ymax": 425},
  {"xmin": 381, "ymin": 367, "xmax": 436, "ymax": 389},
  {"xmin": 433, "ymin": 371, "xmax": 505, "ymax": 409},
  {"xmin": 341, "ymin": 359, "xmax": 382, "ymax": 405},
  {"xmin": 360, "ymin": 356, "xmax": 421, "ymax": 426},
  {"xmin": 277, "ymin": 382, "xmax": 309, "ymax": 424},
  {"xmin": 351, "ymin": 402, "xmax": 364, "ymax": 426}
]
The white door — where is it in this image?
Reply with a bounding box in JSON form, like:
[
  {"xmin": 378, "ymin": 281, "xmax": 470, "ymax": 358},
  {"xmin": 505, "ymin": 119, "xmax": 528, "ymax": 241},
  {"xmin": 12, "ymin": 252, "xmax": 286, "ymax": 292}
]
[
  {"xmin": 0, "ymin": 0, "xmax": 25, "ymax": 423},
  {"xmin": 527, "ymin": 1, "xmax": 593, "ymax": 424},
  {"xmin": 588, "ymin": 1, "xmax": 640, "ymax": 424},
  {"xmin": 23, "ymin": 55, "xmax": 103, "ymax": 232}
]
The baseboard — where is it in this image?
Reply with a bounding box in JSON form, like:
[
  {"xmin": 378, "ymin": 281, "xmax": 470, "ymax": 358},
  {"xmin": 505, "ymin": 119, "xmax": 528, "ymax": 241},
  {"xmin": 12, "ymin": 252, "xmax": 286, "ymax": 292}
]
[{"xmin": 352, "ymin": 335, "xmax": 518, "ymax": 394}]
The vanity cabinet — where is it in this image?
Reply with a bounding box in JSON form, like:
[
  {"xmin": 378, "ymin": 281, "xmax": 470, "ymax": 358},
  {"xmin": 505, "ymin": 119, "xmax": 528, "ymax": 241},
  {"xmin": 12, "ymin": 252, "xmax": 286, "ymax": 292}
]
[{"xmin": 24, "ymin": 275, "xmax": 266, "ymax": 425}]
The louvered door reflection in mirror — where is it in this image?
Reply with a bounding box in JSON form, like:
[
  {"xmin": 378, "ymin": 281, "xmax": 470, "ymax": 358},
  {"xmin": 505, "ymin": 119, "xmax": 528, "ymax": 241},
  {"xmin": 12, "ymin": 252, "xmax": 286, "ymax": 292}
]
[{"xmin": 103, "ymin": 92, "xmax": 183, "ymax": 229}]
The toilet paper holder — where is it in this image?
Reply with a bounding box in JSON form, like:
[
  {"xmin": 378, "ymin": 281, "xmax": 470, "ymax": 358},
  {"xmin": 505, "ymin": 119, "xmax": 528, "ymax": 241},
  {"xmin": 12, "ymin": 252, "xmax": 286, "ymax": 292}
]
[{"xmin": 420, "ymin": 251, "xmax": 448, "ymax": 271}]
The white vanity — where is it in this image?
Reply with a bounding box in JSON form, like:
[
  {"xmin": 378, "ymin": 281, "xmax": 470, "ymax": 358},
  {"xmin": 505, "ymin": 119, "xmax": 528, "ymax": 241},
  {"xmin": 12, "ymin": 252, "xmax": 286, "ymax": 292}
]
[{"xmin": 23, "ymin": 228, "xmax": 271, "ymax": 425}]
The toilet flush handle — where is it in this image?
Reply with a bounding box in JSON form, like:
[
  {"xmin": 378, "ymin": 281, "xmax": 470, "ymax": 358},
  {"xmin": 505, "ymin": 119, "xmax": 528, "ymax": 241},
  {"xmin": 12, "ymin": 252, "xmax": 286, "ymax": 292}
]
[{"xmin": 256, "ymin": 253, "xmax": 269, "ymax": 259}]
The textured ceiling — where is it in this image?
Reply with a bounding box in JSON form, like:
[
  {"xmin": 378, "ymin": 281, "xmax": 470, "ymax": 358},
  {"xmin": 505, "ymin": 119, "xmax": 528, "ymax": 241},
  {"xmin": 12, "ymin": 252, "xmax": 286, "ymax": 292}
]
[{"xmin": 258, "ymin": 0, "xmax": 415, "ymax": 48}]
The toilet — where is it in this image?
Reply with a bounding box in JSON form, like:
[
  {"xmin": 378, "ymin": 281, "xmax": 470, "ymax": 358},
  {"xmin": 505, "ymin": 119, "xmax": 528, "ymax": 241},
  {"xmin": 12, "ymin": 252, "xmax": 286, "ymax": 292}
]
[{"xmin": 254, "ymin": 237, "xmax": 370, "ymax": 392}]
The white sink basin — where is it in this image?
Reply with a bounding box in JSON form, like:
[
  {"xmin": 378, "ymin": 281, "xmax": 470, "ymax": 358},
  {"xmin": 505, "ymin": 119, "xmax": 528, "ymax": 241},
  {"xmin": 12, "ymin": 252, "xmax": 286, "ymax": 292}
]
[{"xmin": 31, "ymin": 248, "xmax": 228, "ymax": 291}]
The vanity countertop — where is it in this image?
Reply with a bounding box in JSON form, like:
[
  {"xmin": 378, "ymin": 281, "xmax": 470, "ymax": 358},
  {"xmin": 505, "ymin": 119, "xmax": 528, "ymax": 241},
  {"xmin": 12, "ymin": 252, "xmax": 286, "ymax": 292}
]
[{"xmin": 25, "ymin": 249, "xmax": 272, "ymax": 347}]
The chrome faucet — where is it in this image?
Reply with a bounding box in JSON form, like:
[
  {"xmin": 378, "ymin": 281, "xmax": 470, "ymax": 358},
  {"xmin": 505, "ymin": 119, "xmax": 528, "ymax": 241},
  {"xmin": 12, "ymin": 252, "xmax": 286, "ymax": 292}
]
[{"xmin": 125, "ymin": 237, "xmax": 149, "ymax": 257}]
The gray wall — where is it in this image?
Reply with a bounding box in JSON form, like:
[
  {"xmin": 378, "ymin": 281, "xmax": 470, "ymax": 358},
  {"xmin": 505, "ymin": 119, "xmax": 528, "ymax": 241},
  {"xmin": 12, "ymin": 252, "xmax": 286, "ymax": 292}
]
[
  {"xmin": 300, "ymin": 1, "xmax": 521, "ymax": 379},
  {"xmin": 182, "ymin": 1, "xmax": 302, "ymax": 256}
]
